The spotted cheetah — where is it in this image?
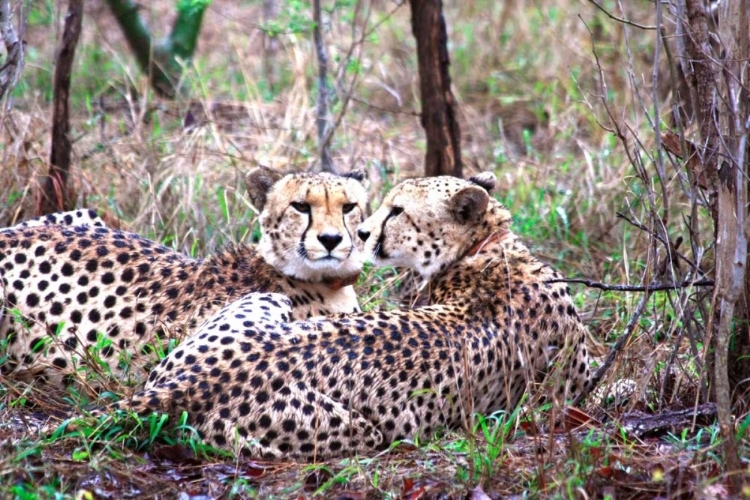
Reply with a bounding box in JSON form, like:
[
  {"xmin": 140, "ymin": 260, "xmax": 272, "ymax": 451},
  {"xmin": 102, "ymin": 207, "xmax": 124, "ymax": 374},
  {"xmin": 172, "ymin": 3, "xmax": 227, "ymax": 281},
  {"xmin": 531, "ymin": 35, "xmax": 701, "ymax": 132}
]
[
  {"xmin": 0, "ymin": 168, "xmax": 368, "ymax": 391},
  {"xmin": 4, "ymin": 209, "xmax": 106, "ymax": 230},
  {"xmin": 87, "ymin": 173, "xmax": 591, "ymax": 460}
]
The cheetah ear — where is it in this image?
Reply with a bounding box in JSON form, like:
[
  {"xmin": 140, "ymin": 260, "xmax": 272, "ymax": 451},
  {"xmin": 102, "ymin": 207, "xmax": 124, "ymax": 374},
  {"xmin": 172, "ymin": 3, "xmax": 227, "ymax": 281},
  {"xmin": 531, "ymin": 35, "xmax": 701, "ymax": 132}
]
[
  {"xmin": 340, "ymin": 169, "xmax": 369, "ymax": 190},
  {"xmin": 246, "ymin": 166, "xmax": 284, "ymax": 212},
  {"xmin": 468, "ymin": 172, "xmax": 497, "ymax": 194},
  {"xmin": 449, "ymin": 186, "xmax": 489, "ymax": 225}
]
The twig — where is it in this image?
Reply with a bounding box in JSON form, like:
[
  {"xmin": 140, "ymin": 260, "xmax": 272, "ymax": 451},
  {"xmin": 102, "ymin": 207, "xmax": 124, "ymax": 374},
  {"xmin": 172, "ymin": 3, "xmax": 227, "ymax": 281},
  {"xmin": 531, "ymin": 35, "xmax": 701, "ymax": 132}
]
[
  {"xmin": 349, "ymin": 95, "xmax": 420, "ymax": 116},
  {"xmin": 616, "ymin": 211, "xmax": 704, "ymax": 273},
  {"xmin": 548, "ymin": 278, "xmax": 713, "ymax": 292},
  {"xmin": 572, "ymin": 292, "xmax": 650, "ymax": 407},
  {"xmin": 587, "ymin": 0, "xmax": 656, "ymax": 30}
]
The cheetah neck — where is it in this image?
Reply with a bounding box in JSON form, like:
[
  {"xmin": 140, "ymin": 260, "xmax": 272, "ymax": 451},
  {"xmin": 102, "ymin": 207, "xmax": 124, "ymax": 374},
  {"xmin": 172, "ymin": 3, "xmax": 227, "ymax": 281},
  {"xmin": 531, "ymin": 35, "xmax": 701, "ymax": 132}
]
[
  {"xmin": 320, "ymin": 273, "xmax": 361, "ymax": 291},
  {"xmin": 463, "ymin": 229, "xmax": 512, "ymax": 258},
  {"xmin": 201, "ymin": 244, "xmax": 360, "ymax": 317},
  {"xmin": 423, "ymin": 226, "xmax": 520, "ymax": 306}
]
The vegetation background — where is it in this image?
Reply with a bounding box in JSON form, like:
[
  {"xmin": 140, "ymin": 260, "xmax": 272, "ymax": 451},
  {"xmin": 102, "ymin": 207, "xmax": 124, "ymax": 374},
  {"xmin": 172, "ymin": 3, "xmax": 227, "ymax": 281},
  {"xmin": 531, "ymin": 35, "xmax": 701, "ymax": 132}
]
[{"xmin": 0, "ymin": 0, "xmax": 745, "ymax": 498}]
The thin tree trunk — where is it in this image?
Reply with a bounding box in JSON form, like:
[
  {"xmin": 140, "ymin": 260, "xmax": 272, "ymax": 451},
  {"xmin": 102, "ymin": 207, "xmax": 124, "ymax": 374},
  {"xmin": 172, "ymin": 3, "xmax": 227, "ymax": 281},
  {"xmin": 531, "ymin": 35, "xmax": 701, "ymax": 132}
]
[
  {"xmin": 409, "ymin": 0, "xmax": 461, "ymax": 178},
  {"xmin": 0, "ymin": 0, "xmax": 27, "ymax": 102},
  {"xmin": 262, "ymin": 0, "xmax": 280, "ymax": 91},
  {"xmin": 715, "ymin": 0, "xmax": 749, "ymax": 491},
  {"xmin": 39, "ymin": 0, "xmax": 83, "ymax": 215},
  {"xmin": 683, "ymin": 0, "xmax": 748, "ymax": 491},
  {"xmin": 312, "ymin": 0, "xmax": 333, "ymax": 173}
]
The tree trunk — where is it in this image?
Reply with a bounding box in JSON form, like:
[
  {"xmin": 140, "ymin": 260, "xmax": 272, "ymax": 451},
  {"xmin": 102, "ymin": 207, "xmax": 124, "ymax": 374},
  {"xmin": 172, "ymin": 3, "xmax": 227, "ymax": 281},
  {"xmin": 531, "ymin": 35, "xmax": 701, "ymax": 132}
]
[
  {"xmin": 311, "ymin": 0, "xmax": 333, "ymax": 173},
  {"xmin": 104, "ymin": 0, "xmax": 210, "ymax": 97},
  {"xmin": 409, "ymin": 0, "xmax": 461, "ymax": 178},
  {"xmin": 262, "ymin": 0, "xmax": 280, "ymax": 91},
  {"xmin": 716, "ymin": 0, "xmax": 750, "ymax": 491},
  {"xmin": 683, "ymin": 0, "xmax": 749, "ymax": 491},
  {"xmin": 38, "ymin": 0, "xmax": 83, "ymax": 216},
  {"xmin": 0, "ymin": 0, "xmax": 27, "ymax": 102}
]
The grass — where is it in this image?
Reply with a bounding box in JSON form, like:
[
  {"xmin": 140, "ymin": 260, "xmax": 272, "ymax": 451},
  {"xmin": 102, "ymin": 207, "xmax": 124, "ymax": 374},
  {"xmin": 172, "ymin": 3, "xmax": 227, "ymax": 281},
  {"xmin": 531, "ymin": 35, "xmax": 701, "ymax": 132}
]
[{"xmin": 0, "ymin": 0, "xmax": 746, "ymax": 497}]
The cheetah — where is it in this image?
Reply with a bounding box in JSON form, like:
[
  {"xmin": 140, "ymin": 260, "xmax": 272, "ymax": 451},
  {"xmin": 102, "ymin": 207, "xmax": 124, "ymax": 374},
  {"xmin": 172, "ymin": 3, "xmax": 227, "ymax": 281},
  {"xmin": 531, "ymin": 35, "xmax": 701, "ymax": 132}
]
[
  {"xmin": 0, "ymin": 168, "xmax": 368, "ymax": 392},
  {"xmin": 87, "ymin": 173, "xmax": 592, "ymax": 460},
  {"xmin": 4, "ymin": 209, "xmax": 106, "ymax": 230}
]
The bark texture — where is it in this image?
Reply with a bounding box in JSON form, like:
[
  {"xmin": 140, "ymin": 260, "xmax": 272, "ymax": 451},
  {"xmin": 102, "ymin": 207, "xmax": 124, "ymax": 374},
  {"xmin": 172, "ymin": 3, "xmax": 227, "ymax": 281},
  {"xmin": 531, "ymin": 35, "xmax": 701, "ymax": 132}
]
[
  {"xmin": 0, "ymin": 0, "xmax": 26, "ymax": 101},
  {"xmin": 39, "ymin": 0, "xmax": 83, "ymax": 215},
  {"xmin": 409, "ymin": 0, "xmax": 461, "ymax": 177},
  {"xmin": 683, "ymin": 0, "xmax": 749, "ymax": 491}
]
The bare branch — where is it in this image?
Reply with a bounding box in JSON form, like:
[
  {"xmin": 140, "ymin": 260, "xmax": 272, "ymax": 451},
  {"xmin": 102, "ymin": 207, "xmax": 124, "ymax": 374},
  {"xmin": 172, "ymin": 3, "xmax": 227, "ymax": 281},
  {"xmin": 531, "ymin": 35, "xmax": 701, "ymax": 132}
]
[
  {"xmin": 587, "ymin": 0, "xmax": 656, "ymax": 30},
  {"xmin": 548, "ymin": 278, "xmax": 714, "ymax": 292},
  {"xmin": 616, "ymin": 211, "xmax": 705, "ymax": 274}
]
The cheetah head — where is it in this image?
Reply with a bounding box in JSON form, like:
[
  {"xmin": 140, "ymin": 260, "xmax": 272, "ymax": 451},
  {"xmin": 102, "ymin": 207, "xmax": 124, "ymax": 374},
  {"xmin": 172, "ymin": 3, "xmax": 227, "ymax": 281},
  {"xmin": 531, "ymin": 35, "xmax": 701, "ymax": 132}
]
[
  {"xmin": 246, "ymin": 167, "xmax": 369, "ymax": 283},
  {"xmin": 358, "ymin": 172, "xmax": 511, "ymax": 279}
]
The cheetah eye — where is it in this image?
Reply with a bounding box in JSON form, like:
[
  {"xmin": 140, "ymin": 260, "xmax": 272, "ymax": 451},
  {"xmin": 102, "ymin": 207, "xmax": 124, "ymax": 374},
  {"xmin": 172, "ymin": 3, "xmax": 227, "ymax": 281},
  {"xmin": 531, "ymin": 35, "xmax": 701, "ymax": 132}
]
[
  {"xmin": 390, "ymin": 206, "xmax": 404, "ymax": 216},
  {"xmin": 342, "ymin": 203, "xmax": 357, "ymax": 214},
  {"xmin": 291, "ymin": 202, "xmax": 310, "ymax": 213}
]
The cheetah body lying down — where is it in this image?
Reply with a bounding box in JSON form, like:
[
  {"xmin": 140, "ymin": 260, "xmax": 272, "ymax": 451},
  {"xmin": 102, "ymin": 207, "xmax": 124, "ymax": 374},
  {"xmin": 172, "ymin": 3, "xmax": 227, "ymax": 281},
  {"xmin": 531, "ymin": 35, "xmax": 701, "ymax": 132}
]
[
  {"xmin": 82, "ymin": 173, "xmax": 592, "ymax": 459},
  {"xmin": 0, "ymin": 168, "xmax": 368, "ymax": 390}
]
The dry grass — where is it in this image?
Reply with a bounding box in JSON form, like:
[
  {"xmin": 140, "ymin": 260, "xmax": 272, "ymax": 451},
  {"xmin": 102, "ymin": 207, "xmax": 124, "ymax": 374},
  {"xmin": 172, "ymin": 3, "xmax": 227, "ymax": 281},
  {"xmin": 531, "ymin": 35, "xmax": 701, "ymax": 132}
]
[{"xmin": 0, "ymin": 0, "xmax": 744, "ymax": 497}]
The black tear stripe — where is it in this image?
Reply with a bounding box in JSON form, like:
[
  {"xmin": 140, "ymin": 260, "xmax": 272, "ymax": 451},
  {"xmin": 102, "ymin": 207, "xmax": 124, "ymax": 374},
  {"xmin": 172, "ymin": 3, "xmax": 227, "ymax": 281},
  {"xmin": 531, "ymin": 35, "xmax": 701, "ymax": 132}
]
[
  {"xmin": 342, "ymin": 211, "xmax": 353, "ymax": 259},
  {"xmin": 376, "ymin": 212, "xmax": 398, "ymax": 258},
  {"xmin": 299, "ymin": 192, "xmax": 314, "ymax": 258}
]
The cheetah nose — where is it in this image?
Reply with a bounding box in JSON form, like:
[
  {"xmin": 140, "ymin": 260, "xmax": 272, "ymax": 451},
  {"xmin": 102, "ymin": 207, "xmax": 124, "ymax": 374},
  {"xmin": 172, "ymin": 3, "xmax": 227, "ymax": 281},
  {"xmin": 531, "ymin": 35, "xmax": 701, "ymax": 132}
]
[
  {"xmin": 317, "ymin": 233, "xmax": 343, "ymax": 252},
  {"xmin": 357, "ymin": 229, "xmax": 370, "ymax": 242}
]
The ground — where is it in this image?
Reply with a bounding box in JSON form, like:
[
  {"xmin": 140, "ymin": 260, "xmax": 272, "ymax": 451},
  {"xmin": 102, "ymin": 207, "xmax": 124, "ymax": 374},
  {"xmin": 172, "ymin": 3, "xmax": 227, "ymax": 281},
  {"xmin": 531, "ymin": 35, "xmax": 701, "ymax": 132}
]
[{"xmin": 0, "ymin": 0, "xmax": 743, "ymax": 498}]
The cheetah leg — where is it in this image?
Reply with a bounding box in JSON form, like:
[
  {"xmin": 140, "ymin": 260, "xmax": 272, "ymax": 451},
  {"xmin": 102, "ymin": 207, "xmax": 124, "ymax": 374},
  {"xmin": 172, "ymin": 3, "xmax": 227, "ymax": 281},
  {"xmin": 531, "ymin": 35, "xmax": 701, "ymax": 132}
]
[
  {"xmin": 113, "ymin": 382, "xmax": 385, "ymax": 460},
  {"xmin": 203, "ymin": 384, "xmax": 385, "ymax": 460}
]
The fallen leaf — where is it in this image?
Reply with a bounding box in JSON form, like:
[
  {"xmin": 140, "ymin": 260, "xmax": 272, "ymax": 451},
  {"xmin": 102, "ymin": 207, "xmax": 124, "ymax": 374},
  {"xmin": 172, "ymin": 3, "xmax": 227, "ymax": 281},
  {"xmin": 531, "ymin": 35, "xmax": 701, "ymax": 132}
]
[
  {"xmin": 518, "ymin": 419, "xmax": 539, "ymax": 435},
  {"xmin": 151, "ymin": 444, "xmax": 199, "ymax": 465},
  {"xmin": 597, "ymin": 466, "xmax": 613, "ymax": 479},
  {"xmin": 335, "ymin": 492, "xmax": 365, "ymax": 500},
  {"xmin": 562, "ymin": 406, "xmax": 598, "ymax": 431},
  {"xmin": 470, "ymin": 485, "xmax": 491, "ymax": 500}
]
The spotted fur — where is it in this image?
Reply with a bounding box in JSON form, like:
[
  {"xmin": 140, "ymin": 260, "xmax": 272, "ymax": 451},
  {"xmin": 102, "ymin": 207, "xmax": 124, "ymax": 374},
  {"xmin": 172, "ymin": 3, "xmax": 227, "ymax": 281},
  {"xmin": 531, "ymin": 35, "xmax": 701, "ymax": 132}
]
[
  {"xmin": 4, "ymin": 209, "xmax": 105, "ymax": 230},
  {"xmin": 0, "ymin": 169, "xmax": 368, "ymax": 391},
  {"xmin": 88, "ymin": 173, "xmax": 592, "ymax": 460}
]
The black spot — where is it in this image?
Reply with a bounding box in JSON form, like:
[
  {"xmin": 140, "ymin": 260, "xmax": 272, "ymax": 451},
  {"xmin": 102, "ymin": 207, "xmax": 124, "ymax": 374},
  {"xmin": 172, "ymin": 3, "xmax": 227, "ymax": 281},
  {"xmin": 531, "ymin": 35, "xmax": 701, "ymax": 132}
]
[
  {"xmin": 61, "ymin": 263, "xmax": 74, "ymax": 277},
  {"xmin": 259, "ymin": 415, "xmax": 272, "ymax": 428},
  {"xmin": 25, "ymin": 294, "xmax": 39, "ymax": 307},
  {"xmin": 121, "ymin": 268, "xmax": 134, "ymax": 282}
]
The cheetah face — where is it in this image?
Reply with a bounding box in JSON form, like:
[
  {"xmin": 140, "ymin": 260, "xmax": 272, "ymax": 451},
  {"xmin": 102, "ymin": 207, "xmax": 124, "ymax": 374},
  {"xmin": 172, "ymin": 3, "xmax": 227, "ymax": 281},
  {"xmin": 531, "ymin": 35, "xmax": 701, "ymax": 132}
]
[
  {"xmin": 246, "ymin": 167, "xmax": 369, "ymax": 282},
  {"xmin": 358, "ymin": 174, "xmax": 497, "ymax": 280}
]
